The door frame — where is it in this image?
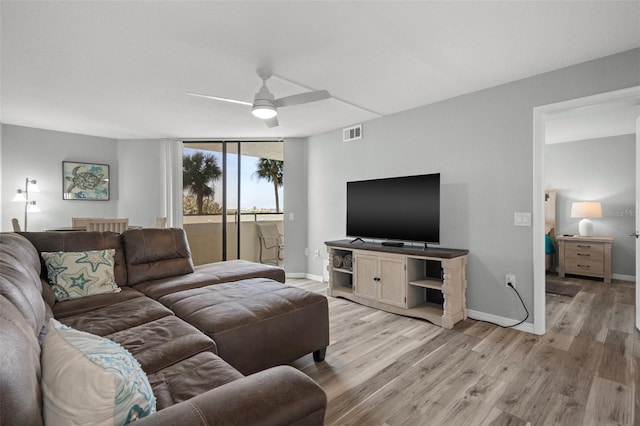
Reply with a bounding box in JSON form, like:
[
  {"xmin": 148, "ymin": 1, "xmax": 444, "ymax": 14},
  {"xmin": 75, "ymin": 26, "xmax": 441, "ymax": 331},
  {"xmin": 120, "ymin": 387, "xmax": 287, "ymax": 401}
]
[
  {"xmin": 636, "ymin": 117, "xmax": 640, "ymax": 330},
  {"xmin": 532, "ymin": 85, "xmax": 640, "ymax": 335}
]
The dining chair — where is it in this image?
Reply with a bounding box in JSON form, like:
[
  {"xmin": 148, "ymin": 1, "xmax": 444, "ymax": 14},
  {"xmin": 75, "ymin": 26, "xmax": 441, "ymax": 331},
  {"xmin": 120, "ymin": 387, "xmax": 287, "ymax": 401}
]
[
  {"xmin": 154, "ymin": 217, "xmax": 167, "ymax": 228},
  {"xmin": 11, "ymin": 218, "xmax": 21, "ymax": 232},
  {"xmin": 85, "ymin": 218, "xmax": 129, "ymax": 233},
  {"xmin": 256, "ymin": 223, "xmax": 284, "ymax": 265},
  {"xmin": 72, "ymin": 217, "xmax": 102, "ymax": 229}
]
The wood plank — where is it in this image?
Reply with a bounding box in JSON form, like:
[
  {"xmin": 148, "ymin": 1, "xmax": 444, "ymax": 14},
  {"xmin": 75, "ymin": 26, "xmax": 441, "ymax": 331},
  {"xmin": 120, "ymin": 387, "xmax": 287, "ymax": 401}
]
[
  {"xmin": 479, "ymin": 407, "xmax": 531, "ymax": 426},
  {"xmin": 557, "ymin": 335, "xmax": 603, "ymax": 403},
  {"xmin": 542, "ymin": 310, "xmax": 586, "ymax": 351},
  {"xmin": 583, "ymin": 376, "xmax": 633, "ymax": 426},
  {"xmin": 598, "ymin": 329, "xmax": 633, "ymax": 386},
  {"xmin": 608, "ymin": 302, "xmax": 635, "ymax": 333},
  {"xmin": 285, "ymin": 277, "xmax": 637, "ymax": 425},
  {"xmin": 540, "ymin": 393, "xmax": 585, "ymax": 425},
  {"xmin": 428, "ymin": 374, "xmax": 508, "ymax": 425}
]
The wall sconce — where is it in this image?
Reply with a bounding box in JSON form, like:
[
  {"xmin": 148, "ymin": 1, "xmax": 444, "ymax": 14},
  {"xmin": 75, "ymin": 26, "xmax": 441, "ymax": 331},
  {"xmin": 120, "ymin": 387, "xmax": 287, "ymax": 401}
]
[
  {"xmin": 571, "ymin": 201, "xmax": 602, "ymax": 236},
  {"xmin": 11, "ymin": 178, "xmax": 41, "ymax": 231}
]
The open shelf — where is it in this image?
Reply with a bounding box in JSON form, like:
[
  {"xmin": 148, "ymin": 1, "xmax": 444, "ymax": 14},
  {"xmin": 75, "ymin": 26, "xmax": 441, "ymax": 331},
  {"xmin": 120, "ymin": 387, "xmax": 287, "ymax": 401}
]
[
  {"xmin": 411, "ymin": 301, "xmax": 444, "ymax": 317},
  {"xmin": 408, "ymin": 278, "xmax": 443, "ymax": 290},
  {"xmin": 331, "ymin": 287, "xmax": 353, "ymax": 297},
  {"xmin": 334, "ymin": 267, "xmax": 353, "ymax": 275}
]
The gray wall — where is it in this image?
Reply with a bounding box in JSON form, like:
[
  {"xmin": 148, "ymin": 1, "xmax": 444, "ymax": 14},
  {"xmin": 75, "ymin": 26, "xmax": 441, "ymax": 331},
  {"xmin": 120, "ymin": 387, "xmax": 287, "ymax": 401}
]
[
  {"xmin": 117, "ymin": 139, "xmax": 167, "ymax": 228},
  {"xmin": 294, "ymin": 48, "xmax": 640, "ymax": 325},
  {"xmin": 1, "ymin": 124, "xmax": 119, "ymax": 231},
  {"xmin": 545, "ymin": 135, "xmax": 636, "ymax": 277},
  {"xmin": 0, "ymin": 125, "xmax": 169, "ymax": 231}
]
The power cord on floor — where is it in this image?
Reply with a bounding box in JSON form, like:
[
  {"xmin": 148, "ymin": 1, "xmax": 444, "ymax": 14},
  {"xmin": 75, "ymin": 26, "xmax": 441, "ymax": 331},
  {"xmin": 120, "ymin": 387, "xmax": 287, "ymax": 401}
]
[{"xmin": 480, "ymin": 283, "xmax": 530, "ymax": 329}]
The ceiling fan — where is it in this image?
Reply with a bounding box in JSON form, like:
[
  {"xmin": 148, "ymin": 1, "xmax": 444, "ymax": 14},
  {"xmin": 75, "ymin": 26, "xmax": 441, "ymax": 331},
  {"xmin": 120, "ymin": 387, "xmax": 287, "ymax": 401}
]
[{"xmin": 187, "ymin": 68, "xmax": 331, "ymax": 128}]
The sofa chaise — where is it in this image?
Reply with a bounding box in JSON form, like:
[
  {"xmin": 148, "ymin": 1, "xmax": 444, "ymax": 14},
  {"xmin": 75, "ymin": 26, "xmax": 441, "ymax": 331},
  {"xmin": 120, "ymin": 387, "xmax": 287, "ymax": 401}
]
[{"xmin": 1, "ymin": 228, "xmax": 329, "ymax": 425}]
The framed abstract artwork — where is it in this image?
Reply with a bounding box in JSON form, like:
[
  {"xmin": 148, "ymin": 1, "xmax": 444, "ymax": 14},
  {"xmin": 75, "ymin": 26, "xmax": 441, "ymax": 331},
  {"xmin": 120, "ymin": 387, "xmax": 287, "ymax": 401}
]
[{"xmin": 62, "ymin": 161, "xmax": 110, "ymax": 201}]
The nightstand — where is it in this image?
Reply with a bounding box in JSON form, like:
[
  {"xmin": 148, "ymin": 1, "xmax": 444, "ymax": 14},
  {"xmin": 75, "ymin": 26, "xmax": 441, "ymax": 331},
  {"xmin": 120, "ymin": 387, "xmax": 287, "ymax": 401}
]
[{"xmin": 557, "ymin": 235, "xmax": 614, "ymax": 283}]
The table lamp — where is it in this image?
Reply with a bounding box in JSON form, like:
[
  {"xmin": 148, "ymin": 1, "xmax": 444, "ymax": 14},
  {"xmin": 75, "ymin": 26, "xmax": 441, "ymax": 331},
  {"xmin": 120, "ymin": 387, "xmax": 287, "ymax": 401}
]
[{"xmin": 570, "ymin": 201, "xmax": 602, "ymax": 236}]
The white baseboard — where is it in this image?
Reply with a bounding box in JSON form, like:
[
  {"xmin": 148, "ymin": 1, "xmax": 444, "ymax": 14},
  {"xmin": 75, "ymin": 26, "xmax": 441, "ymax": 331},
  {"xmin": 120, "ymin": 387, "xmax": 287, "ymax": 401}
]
[
  {"xmin": 285, "ymin": 272, "xmax": 306, "ymax": 279},
  {"xmin": 285, "ymin": 272, "xmax": 324, "ymax": 282},
  {"xmin": 467, "ymin": 309, "xmax": 538, "ymax": 335},
  {"xmin": 612, "ymin": 273, "xmax": 636, "ymax": 282}
]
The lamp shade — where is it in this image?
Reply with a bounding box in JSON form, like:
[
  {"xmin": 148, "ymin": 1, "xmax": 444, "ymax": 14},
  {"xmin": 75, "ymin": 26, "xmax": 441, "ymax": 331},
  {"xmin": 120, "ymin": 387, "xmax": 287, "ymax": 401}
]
[
  {"xmin": 27, "ymin": 201, "xmax": 41, "ymax": 213},
  {"xmin": 12, "ymin": 189, "xmax": 27, "ymax": 202},
  {"xmin": 27, "ymin": 180, "xmax": 40, "ymax": 192},
  {"xmin": 570, "ymin": 202, "xmax": 602, "ymax": 219}
]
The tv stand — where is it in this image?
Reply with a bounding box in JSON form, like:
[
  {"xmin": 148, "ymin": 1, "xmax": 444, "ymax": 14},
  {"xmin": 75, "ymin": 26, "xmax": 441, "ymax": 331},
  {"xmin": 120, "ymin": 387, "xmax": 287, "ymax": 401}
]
[
  {"xmin": 381, "ymin": 241, "xmax": 404, "ymax": 247},
  {"xmin": 325, "ymin": 240, "xmax": 469, "ymax": 329}
]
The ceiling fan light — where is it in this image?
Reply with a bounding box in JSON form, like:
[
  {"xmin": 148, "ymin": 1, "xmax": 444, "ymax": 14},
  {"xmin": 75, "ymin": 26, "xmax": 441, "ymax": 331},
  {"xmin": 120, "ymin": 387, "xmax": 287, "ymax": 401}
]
[{"xmin": 252, "ymin": 105, "xmax": 277, "ymax": 119}]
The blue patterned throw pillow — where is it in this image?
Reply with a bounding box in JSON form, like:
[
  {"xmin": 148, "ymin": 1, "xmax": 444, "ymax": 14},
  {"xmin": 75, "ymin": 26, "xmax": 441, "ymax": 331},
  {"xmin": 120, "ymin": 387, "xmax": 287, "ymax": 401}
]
[
  {"xmin": 41, "ymin": 249, "xmax": 121, "ymax": 301},
  {"xmin": 42, "ymin": 319, "xmax": 156, "ymax": 425}
]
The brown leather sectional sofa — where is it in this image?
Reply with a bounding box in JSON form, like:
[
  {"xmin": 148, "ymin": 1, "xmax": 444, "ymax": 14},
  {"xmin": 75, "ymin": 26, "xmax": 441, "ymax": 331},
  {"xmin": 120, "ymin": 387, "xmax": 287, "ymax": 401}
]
[{"xmin": 0, "ymin": 228, "xmax": 329, "ymax": 425}]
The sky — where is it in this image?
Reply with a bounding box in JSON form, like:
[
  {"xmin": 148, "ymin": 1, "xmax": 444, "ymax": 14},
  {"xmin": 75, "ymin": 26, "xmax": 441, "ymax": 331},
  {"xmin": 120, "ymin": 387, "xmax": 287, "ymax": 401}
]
[{"xmin": 183, "ymin": 147, "xmax": 284, "ymax": 211}]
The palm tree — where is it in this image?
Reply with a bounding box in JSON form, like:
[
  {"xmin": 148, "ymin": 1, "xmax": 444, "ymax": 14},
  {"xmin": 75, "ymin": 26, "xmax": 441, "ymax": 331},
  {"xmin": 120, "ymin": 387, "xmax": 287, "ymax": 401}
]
[
  {"xmin": 183, "ymin": 152, "xmax": 222, "ymax": 215},
  {"xmin": 254, "ymin": 158, "xmax": 284, "ymax": 213}
]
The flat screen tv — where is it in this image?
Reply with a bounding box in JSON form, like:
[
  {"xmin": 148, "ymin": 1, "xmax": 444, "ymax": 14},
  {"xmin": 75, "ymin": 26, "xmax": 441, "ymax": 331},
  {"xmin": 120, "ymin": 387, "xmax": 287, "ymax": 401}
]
[{"xmin": 346, "ymin": 173, "xmax": 440, "ymax": 245}]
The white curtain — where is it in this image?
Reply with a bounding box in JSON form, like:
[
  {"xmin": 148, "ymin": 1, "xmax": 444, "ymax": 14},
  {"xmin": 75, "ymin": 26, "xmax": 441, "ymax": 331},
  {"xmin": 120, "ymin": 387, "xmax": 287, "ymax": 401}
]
[{"xmin": 161, "ymin": 139, "xmax": 183, "ymax": 228}]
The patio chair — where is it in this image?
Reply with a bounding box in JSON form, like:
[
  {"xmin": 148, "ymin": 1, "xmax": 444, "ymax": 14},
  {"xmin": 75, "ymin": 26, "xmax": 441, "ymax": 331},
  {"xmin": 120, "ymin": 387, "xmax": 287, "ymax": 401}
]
[{"xmin": 257, "ymin": 223, "xmax": 284, "ymax": 265}]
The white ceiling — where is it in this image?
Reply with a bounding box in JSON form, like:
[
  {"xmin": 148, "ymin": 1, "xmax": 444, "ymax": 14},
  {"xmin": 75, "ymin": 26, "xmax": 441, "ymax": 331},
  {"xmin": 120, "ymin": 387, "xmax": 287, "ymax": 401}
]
[{"xmin": 1, "ymin": 1, "xmax": 639, "ymax": 140}]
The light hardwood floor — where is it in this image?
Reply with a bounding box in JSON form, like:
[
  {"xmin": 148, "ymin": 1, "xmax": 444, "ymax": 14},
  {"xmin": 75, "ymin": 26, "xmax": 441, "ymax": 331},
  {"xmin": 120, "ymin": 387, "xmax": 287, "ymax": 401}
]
[{"xmin": 288, "ymin": 277, "xmax": 638, "ymax": 425}]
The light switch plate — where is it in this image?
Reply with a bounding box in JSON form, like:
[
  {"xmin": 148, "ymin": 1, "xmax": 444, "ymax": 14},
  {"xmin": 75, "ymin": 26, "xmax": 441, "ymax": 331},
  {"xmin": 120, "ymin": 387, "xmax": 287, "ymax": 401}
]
[{"xmin": 514, "ymin": 212, "xmax": 532, "ymax": 227}]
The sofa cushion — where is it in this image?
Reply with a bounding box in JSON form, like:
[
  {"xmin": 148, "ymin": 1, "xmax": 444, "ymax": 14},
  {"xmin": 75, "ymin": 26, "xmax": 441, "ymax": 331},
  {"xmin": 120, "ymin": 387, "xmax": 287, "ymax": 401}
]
[
  {"xmin": 0, "ymin": 252, "xmax": 47, "ymax": 336},
  {"xmin": 195, "ymin": 259, "xmax": 286, "ymax": 284},
  {"xmin": 132, "ymin": 259, "xmax": 285, "ymax": 300},
  {"xmin": 122, "ymin": 228, "xmax": 194, "ymax": 286},
  {"xmin": 41, "ymin": 249, "xmax": 121, "ymax": 301},
  {"xmin": 105, "ymin": 315, "xmax": 217, "ymax": 374},
  {"xmin": 20, "ymin": 231, "xmax": 128, "ymax": 287},
  {"xmin": 0, "ymin": 233, "xmax": 42, "ymax": 277},
  {"xmin": 53, "ymin": 287, "xmax": 145, "ymax": 319},
  {"xmin": 0, "ymin": 296, "xmax": 43, "ymax": 426},
  {"xmin": 42, "ymin": 319, "xmax": 156, "ymax": 425},
  {"xmin": 159, "ymin": 278, "xmax": 330, "ymax": 374},
  {"xmin": 147, "ymin": 352, "xmax": 243, "ymax": 410},
  {"xmin": 59, "ymin": 295, "xmax": 173, "ymax": 336}
]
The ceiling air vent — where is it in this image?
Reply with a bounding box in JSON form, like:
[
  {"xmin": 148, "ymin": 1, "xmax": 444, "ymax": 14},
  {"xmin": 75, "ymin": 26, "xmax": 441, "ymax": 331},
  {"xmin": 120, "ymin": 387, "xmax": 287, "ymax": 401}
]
[{"xmin": 343, "ymin": 124, "xmax": 362, "ymax": 142}]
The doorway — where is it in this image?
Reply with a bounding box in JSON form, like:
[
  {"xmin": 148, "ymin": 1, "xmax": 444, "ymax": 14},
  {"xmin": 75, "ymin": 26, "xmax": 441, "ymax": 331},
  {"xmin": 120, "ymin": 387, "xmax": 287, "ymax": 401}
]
[
  {"xmin": 533, "ymin": 86, "xmax": 640, "ymax": 334},
  {"xmin": 181, "ymin": 141, "xmax": 284, "ymax": 265}
]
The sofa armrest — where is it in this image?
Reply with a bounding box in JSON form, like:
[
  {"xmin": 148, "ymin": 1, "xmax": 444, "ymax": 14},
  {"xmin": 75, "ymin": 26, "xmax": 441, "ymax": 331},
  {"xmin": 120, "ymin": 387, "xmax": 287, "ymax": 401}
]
[{"xmin": 135, "ymin": 365, "xmax": 326, "ymax": 426}]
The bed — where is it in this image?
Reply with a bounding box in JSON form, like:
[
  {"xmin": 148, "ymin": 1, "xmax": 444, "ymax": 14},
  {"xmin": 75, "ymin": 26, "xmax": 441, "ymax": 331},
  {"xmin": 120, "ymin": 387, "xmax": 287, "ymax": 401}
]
[{"xmin": 545, "ymin": 189, "xmax": 557, "ymax": 271}]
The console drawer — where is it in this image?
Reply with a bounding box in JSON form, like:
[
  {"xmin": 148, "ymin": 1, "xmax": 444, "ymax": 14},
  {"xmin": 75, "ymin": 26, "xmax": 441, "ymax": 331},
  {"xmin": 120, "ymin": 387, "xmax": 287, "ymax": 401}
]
[
  {"xmin": 565, "ymin": 241, "xmax": 604, "ymax": 260},
  {"xmin": 565, "ymin": 250, "xmax": 603, "ymax": 262},
  {"xmin": 564, "ymin": 258, "xmax": 604, "ymax": 276}
]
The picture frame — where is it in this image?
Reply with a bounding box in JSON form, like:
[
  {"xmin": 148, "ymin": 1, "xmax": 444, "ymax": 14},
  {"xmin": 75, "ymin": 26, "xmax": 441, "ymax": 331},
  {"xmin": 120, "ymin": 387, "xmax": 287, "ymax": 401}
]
[{"xmin": 62, "ymin": 161, "xmax": 110, "ymax": 201}]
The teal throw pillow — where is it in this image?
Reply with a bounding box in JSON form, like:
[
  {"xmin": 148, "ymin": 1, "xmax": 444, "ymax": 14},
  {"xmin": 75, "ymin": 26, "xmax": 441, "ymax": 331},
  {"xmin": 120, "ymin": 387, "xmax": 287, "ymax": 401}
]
[{"xmin": 41, "ymin": 249, "xmax": 121, "ymax": 301}]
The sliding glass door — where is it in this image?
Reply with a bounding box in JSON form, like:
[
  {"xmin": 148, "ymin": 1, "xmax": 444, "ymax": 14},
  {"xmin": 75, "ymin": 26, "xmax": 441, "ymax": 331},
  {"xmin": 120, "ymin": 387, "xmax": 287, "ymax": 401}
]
[{"xmin": 182, "ymin": 141, "xmax": 284, "ymax": 265}]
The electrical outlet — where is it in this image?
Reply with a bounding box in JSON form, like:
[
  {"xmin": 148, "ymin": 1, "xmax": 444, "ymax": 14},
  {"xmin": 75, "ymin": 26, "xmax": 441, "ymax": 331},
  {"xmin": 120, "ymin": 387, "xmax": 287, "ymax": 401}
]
[
  {"xmin": 505, "ymin": 274, "xmax": 516, "ymax": 288},
  {"xmin": 314, "ymin": 249, "xmax": 320, "ymax": 258}
]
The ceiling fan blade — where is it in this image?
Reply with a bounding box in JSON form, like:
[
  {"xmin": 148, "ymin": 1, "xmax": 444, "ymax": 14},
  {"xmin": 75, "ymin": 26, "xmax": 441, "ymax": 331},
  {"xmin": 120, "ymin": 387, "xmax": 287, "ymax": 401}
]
[
  {"xmin": 187, "ymin": 92, "xmax": 252, "ymax": 106},
  {"xmin": 273, "ymin": 90, "xmax": 330, "ymax": 108},
  {"xmin": 264, "ymin": 116, "xmax": 279, "ymax": 128}
]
